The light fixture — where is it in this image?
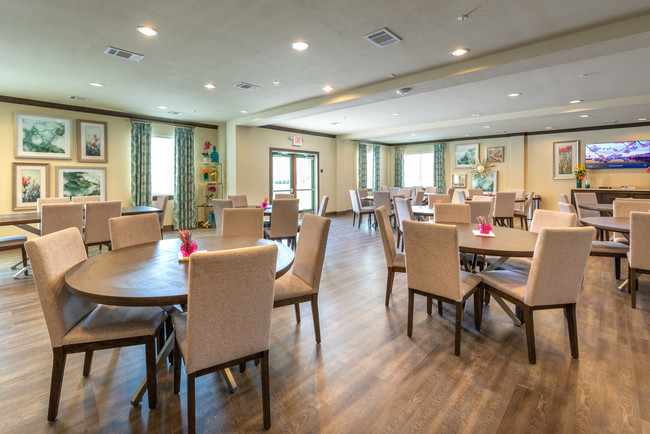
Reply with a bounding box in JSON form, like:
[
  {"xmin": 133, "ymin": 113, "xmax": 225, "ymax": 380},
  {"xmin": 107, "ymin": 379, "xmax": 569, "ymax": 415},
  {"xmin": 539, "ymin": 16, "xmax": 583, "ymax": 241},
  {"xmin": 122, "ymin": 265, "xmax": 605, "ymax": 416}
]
[
  {"xmin": 545, "ymin": 126, "xmax": 553, "ymax": 130},
  {"xmin": 322, "ymin": 85, "xmax": 334, "ymax": 92},
  {"xmin": 136, "ymin": 26, "xmax": 159, "ymax": 37},
  {"xmin": 410, "ymin": 133, "xmax": 417, "ymax": 136},
  {"xmin": 450, "ymin": 48, "xmax": 469, "ymax": 57},
  {"xmin": 569, "ymin": 99, "xmax": 583, "ymax": 104},
  {"xmin": 240, "ymin": 110, "xmax": 248, "ymax": 114},
  {"xmin": 392, "ymin": 113, "xmax": 401, "ymax": 116},
  {"xmin": 579, "ymin": 114, "xmax": 591, "ymax": 118},
  {"xmin": 508, "ymin": 92, "xmax": 521, "ymax": 97},
  {"xmin": 471, "ymin": 113, "xmax": 481, "ymax": 117},
  {"xmin": 204, "ymin": 83, "xmax": 216, "ymax": 89},
  {"xmin": 157, "ymin": 105, "xmax": 167, "ymax": 110},
  {"xmin": 396, "ymin": 87, "xmax": 411, "ymax": 96},
  {"xmin": 638, "ymin": 118, "xmax": 648, "ymax": 121},
  {"xmin": 483, "ymin": 125, "xmax": 491, "ymax": 128},
  {"xmin": 291, "ymin": 41, "xmax": 309, "ymax": 51},
  {"xmin": 89, "ymin": 82, "xmax": 103, "ymax": 87},
  {"xmin": 457, "ymin": 15, "xmax": 468, "ymax": 23},
  {"xmin": 273, "ymin": 80, "xmax": 280, "ymax": 86}
]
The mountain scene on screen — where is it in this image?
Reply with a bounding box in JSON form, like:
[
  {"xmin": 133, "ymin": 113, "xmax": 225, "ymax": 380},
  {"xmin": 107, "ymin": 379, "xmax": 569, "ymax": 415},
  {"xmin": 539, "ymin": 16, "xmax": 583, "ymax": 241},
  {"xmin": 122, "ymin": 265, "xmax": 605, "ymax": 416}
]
[{"xmin": 585, "ymin": 141, "xmax": 650, "ymax": 168}]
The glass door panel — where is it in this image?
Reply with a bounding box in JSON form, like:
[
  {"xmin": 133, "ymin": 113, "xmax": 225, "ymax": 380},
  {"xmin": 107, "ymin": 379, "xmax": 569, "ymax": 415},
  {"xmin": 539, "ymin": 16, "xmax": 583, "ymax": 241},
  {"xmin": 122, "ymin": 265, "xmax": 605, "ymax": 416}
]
[
  {"xmin": 271, "ymin": 151, "xmax": 317, "ymax": 212},
  {"xmin": 272, "ymin": 153, "xmax": 292, "ymax": 197}
]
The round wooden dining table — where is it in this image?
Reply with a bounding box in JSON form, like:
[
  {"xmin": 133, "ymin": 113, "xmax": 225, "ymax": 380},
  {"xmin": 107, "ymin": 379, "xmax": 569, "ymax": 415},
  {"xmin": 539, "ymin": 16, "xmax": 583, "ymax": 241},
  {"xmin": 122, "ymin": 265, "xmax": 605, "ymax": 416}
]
[
  {"xmin": 578, "ymin": 203, "xmax": 613, "ymax": 214},
  {"xmin": 454, "ymin": 223, "xmax": 538, "ymax": 257},
  {"xmin": 579, "ymin": 216, "xmax": 629, "ymax": 234}
]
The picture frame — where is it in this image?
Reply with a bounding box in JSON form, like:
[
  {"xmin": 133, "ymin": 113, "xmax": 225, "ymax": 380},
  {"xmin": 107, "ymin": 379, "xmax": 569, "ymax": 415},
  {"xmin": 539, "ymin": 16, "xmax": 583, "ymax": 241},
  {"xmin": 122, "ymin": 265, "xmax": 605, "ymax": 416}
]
[
  {"xmin": 12, "ymin": 162, "xmax": 50, "ymax": 210},
  {"xmin": 553, "ymin": 140, "xmax": 579, "ymax": 180},
  {"xmin": 56, "ymin": 166, "xmax": 106, "ymax": 200},
  {"xmin": 15, "ymin": 113, "xmax": 72, "ymax": 159},
  {"xmin": 470, "ymin": 171, "xmax": 497, "ymax": 193},
  {"xmin": 451, "ymin": 173, "xmax": 467, "ymax": 188},
  {"xmin": 77, "ymin": 120, "xmax": 108, "ymax": 163},
  {"xmin": 455, "ymin": 143, "xmax": 479, "ymax": 168},
  {"xmin": 486, "ymin": 146, "xmax": 505, "ymax": 163}
]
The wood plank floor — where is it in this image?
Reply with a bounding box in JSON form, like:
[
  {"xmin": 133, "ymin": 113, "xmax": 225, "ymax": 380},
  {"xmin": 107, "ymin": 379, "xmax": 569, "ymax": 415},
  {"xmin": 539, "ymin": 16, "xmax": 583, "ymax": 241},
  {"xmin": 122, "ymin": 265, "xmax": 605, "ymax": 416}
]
[{"xmin": 0, "ymin": 214, "xmax": 648, "ymax": 433}]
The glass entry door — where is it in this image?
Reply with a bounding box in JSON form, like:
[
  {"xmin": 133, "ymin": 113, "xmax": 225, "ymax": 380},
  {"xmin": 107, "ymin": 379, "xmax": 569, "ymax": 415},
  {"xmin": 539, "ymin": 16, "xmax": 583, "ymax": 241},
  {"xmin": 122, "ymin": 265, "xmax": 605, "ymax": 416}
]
[{"xmin": 271, "ymin": 151, "xmax": 317, "ymax": 212}]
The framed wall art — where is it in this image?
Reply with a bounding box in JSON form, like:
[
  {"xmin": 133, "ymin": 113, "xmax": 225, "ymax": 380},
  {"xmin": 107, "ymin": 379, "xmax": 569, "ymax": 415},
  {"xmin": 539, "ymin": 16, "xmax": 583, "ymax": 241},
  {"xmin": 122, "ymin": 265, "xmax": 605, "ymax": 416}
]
[
  {"xmin": 486, "ymin": 146, "xmax": 505, "ymax": 163},
  {"xmin": 12, "ymin": 162, "xmax": 50, "ymax": 210},
  {"xmin": 455, "ymin": 143, "xmax": 479, "ymax": 168},
  {"xmin": 56, "ymin": 166, "xmax": 106, "ymax": 200},
  {"xmin": 78, "ymin": 120, "xmax": 108, "ymax": 163},
  {"xmin": 553, "ymin": 140, "xmax": 579, "ymax": 180},
  {"xmin": 15, "ymin": 113, "xmax": 72, "ymax": 159},
  {"xmin": 451, "ymin": 173, "xmax": 467, "ymax": 188},
  {"xmin": 470, "ymin": 171, "xmax": 497, "ymax": 193}
]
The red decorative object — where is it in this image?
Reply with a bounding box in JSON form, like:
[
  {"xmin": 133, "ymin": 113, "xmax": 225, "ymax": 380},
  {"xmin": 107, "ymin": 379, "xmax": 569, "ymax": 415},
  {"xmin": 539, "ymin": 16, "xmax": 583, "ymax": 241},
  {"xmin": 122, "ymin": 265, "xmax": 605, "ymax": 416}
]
[
  {"xmin": 177, "ymin": 229, "xmax": 199, "ymax": 258},
  {"xmin": 478, "ymin": 223, "xmax": 492, "ymax": 234},
  {"xmin": 180, "ymin": 241, "xmax": 198, "ymax": 258}
]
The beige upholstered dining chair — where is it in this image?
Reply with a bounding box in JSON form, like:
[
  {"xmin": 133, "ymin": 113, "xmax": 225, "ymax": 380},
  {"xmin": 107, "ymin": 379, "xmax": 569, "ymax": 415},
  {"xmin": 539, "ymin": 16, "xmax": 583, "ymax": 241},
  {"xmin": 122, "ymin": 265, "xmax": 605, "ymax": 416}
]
[
  {"xmin": 375, "ymin": 206, "xmax": 405, "ymax": 307},
  {"xmin": 514, "ymin": 191, "xmax": 535, "ymax": 230},
  {"xmin": 560, "ymin": 193, "xmax": 570, "ymax": 204},
  {"xmin": 412, "ymin": 190, "xmax": 425, "ymax": 206},
  {"xmin": 627, "ymin": 211, "xmax": 650, "ymax": 308},
  {"xmin": 84, "ymin": 200, "xmax": 122, "ymax": 251},
  {"xmin": 25, "ymin": 227, "xmax": 166, "ymax": 420},
  {"xmin": 381, "ymin": 186, "xmax": 389, "ymax": 192},
  {"xmin": 394, "ymin": 197, "xmax": 414, "ymax": 251},
  {"xmin": 467, "ymin": 188, "xmax": 483, "ymax": 199},
  {"xmin": 425, "ymin": 186, "xmax": 437, "ymax": 193},
  {"xmin": 0, "ymin": 235, "xmax": 29, "ymax": 278},
  {"xmin": 573, "ymin": 192, "xmax": 600, "ymax": 220},
  {"xmin": 71, "ymin": 195, "xmax": 101, "ymax": 203},
  {"xmin": 434, "ymin": 203, "xmax": 471, "ymax": 224},
  {"xmin": 612, "ymin": 199, "xmax": 650, "ymax": 244},
  {"xmin": 212, "ymin": 199, "xmax": 233, "ymax": 236},
  {"xmin": 222, "ymin": 208, "xmax": 264, "ymax": 238},
  {"xmin": 37, "ymin": 197, "xmax": 70, "ymax": 212},
  {"xmin": 273, "ymin": 214, "xmax": 331, "ymax": 343},
  {"xmin": 493, "ymin": 192, "xmax": 516, "ymax": 227},
  {"xmin": 508, "ymin": 189, "xmax": 525, "ymax": 211},
  {"xmin": 298, "ymin": 195, "xmax": 329, "ymax": 233},
  {"xmin": 264, "ymin": 198, "xmax": 299, "ymax": 248},
  {"xmin": 358, "ymin": 188, "xmax": 372, "ymax": 207},
  {"xmin": 426, "ymin": 193, "xmax": 451, "ymax": 208},
  {"xmin": 349, "ymin": 190, "xmax": 374, "ymax": 228},
  {"xmin": 457, "ymin": 190, "xmax": 467, "ymax": 204},
  {"xmin": 471, "ymin": 195, "xmax": 495, "ymax": 222},
  {"xmin": 373, "ymin": 191, "xmax": 393, "ymax": 227},
  {"xmin": 403, "ymin": 220, "xmax": 482, "ymax": 356},
  {"xmin": 469, "ymin": 200, "xmax": 492, "ymax": 225},
  {"xmin": 154, "ymin": 195, "xmax": 169, "ymax": 236},
  {"xmin": 389, "ymin": 187, "xmax": 400, "ymax": 200},
  {"xmin": 41, "ymin": 203, "xmax": 84, "ymax": 236},
  {"xmin": 446, "ymin": 188, "xmax": 456, "ymax": 200},
  {"xmin": 108, "ymin": 213, "xmax": 162, "ymax": 250},
  {"xmin": 480, "ymin": 226, "xmax": 595, "ymax": 364},
  {"xmin": 172, "ymin": 244, "xmax": 278, "ymax": 432},
  {"xmin": 228, "ymin": 194, "xmax": 248, "ymax": 208},
  {"xmin": 275, "ymin": 193, "xmax": 294, "ymax": 199},
  {"xmin": 398, "ymin": 188, "xmax": 412, "ymax": 198}
]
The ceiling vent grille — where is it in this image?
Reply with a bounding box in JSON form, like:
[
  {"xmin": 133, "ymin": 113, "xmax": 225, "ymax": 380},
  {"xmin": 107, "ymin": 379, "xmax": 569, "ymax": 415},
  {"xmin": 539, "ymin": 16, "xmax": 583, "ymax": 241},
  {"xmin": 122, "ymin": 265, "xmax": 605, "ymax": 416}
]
[
  {"xmin": 364, "ymin": 28, "xmax": 401, "ymax": 47},
  {"xmin": 233, "ymin": 82, "xmax": 260, "ymax": 91},
  {"xmin": 167, "ymin": 111, "xmax": 184, "ymax": 115},
  {"xmin": 104, "ymin": 46, "xmax": 144, "ymax": 62},
  {"xmin": 68, "ymin": 95, "xmax": 93, "ymax": 102}
]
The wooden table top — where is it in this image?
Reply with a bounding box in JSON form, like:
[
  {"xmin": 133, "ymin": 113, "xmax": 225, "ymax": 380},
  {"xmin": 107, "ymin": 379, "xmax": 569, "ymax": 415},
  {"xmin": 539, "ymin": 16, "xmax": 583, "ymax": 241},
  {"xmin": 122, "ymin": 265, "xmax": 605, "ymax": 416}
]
[
  {"xmin": 579, "ymin": 216, "xmax": 630, "ymax": 233},
  {"xmin": 454, "ymin": 224, "xmax": 538, "ymax": 257},
  {"xmin": 65, "ymin": 237, "xmax": 295, "ymax": 307},
  {"xmin": 412, "ymin": 205, "xmax": 434, "ymax": 216},
  {"xmin": 0, "ymin": 206, "xmax": 161, "ymax": 226},
  {"xmin": 578, "ymin": 203, "xmax": 613, "ymax": 212}
]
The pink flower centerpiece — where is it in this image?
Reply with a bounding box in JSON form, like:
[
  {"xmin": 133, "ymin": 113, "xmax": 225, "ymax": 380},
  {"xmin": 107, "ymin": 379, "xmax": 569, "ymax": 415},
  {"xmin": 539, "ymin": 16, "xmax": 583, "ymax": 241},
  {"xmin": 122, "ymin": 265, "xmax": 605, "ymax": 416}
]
[
  {"xmin": 202, "ymin": 141, "xmax": 211, "ymax": 159},
  {"xmin": 178, "ymin": 229, "xmax": 198, "ymax": 258},
  {"xmin": 477, "ymin": 216, "xmax": 492, "ymax": 234}
]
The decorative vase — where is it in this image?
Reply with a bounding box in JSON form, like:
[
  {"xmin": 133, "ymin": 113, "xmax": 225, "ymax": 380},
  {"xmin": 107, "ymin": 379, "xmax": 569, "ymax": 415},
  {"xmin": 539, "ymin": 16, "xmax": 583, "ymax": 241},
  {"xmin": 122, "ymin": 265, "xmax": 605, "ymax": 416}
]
[
  {"xmin": 210, "ymin": 146, "xmax": 219, "ymax": 163},
  {"xmin": 203, "ymin": 173, "xmax": 209, "ymax": 181},
  {"xmin": 180, "ymin": 241, "xmax": 198, "ymax": 258},
  {"xmin": 576, "ymin": 180, "xmax": 582, "ymax": 188},
  {"xmin": 584, "ymin": 175, "xmax": 590, "ymax": 188},
  {"xmin": 202, "ymin": 157, "xmax": 210, "ymax": 163},
  {"xmin": 478, "ymin": 223, "xmax": 492, "ymax": 234}
]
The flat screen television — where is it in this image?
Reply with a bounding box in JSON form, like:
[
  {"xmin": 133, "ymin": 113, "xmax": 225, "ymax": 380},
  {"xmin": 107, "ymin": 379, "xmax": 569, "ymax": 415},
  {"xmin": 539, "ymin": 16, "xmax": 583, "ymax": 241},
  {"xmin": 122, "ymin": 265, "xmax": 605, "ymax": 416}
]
[{"xmin": 584, "ymin": 141, "xmax": 650, "ymax": 169}]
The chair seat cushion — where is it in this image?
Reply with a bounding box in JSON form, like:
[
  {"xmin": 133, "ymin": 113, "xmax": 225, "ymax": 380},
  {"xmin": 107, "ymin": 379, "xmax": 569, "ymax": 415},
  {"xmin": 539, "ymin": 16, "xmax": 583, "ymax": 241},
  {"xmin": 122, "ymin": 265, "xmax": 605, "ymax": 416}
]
[
  {"xmin": 479, "ymin": 269, "xmax": 528, "ymax": 302},
  {"xmin": 62, "ymin": 305, "xmax": 166, "ymax": 345},
  {"xmin": 360, "ymin": 206, "xmax": 374, "ymax": 213},
  {"xmin": 460, "ymin": 271, "xmax": 481, "ymax": 297},
  {"xmin": 171, "ymin": 312, "xmax": 189, "ymax": 361},
  {"xmin": 513, "ymin": 209, "xmax": 527, "ymax": 216},
  {"xmin": 0, "ymin": 235, "xmax": 28, "ymax": 248},
  {"xmin": 273, "ymin": 273, "xmax": 314, "ymax": 302},
  {"xmin": 591, "ymin": 241, "xmax": 629, "ymax": 255},
  {"xmin": 497, "ymin": 257, "xmax": 532, "ymax": 273},
  {"xmin": 392, "ymin": 252, "xmax": 405, "ymax": 268}
]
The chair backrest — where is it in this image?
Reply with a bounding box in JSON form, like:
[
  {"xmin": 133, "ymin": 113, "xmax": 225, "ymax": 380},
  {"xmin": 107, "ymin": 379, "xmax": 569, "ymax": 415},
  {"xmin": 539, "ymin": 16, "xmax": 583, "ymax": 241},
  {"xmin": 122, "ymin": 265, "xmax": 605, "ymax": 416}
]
[
  {"xmin": 494, "ymin": 192, "xmax": 516, "ymax": 218},
  {"xmin": 425, "ymin": 186, "xmax": 437, "ymax": 193},
  {"xmin": 84, "ymin": 200, "xmax": 122, "ymax": 244},
  {"xmin": 469, "ymin": 200, "xmax": 493, "ymax": 225},
  {"xmin": 613, "ymin": 199, "xmax": 650, "ymax": 218},
  {"xmin": 24, "ymin": 227, "xmax": 97, "ymax": 348},
  {"xmin": 508, "ymin": 189, "xmax": 525, "ymax": 211},
  {"xmin": 629, "ymin": 211, "xmax": 650, "ymax": 270},
  {"xmin": 389, "ymin": 187, "xmax": 400, "ymax": 200},
  {"xmin": 573, "ymin": 192, "xmax": 600, "ymax": 219},
  {"xmin": 471, "ymin": 195, "xmax": 495, "ymax": 217},
  {"xmin": 373, "ymin": 191, "xmax": 392, "ymax": 213},
  {"xmin": 292, "ymin": 214, "xmax": 331, "ymax": 292},
  {"xmin": 375, "ymin": 206, "xmax": 397, "ymax": 266},
  {"xmin": 41, "ymin": 203, "xmax": 84, "ymax": 236},
  {"xmin": 394, "ymin": 198, "xmax": 414, "ymax": 231},
  {"xmin": 109, "ymin": 213, "xmax": 162, "ymax": 250},
  {"xmin": 317, "ymin": 196, "xmax": 329, "ymax": 217},
  {"xmin": 557, "ymin": 202, "xmax": 578, "ymax": 226},
  {"xmin": 434, "ymin": 203, "xmax": 471, "ymax": 224},
  {"xmin": 525, "ymin": 227, "xmax": 595, "ymax": 306},
  {"xmin": 381, "ymin": 186, "xmax": 389, "ymax": 192},
  {"xmin": 427, "ymin": 193, "xmax": 451, "ymax": 208},
  {"xmin": 412, "ymin": 190, "xmax": 425, "ymax": 206},
  {"xmin": 268, "ymin": 199, "xmax": 299, "ymax": 238},
  {"xmin": 37, "ymin": 197, "xmax": 70, "ymax": 212},
  {"xmin": 275, "ymin": 193, "xmax": 294, "ymax": 199},
  {"xmin": 349, "ymin": 190, "xmax": 360, "ymax": 213},
  {"xmin": 446, "ymin": 188, "xmax": 456, "ymax": 200},
  {"xmin": 560, "ymin": 194, "xmax": 570, "ymax": 204},
  {"xmin": 212, "ymin": 199, "xmax": 233, "ymax": 236},
  {"xmin": 398, "ymin": 188, "xmax": 412, "ymax": 198},
  {"xmin": 403, "ymin": 220, "xmax": 464, "ymax": 302},
  {"xmin": 154, "ymin": 195, "xmax": 169, "ymax": 229},
  {"xmin": 358, "ymin": 188, "xmax": 369, "ymax": 199},
  {"xmin": 529, "ymin": 209, "xmax": 577, "ymax": 233},
  {"xmin": 222, "ymin": 208, "xmax": 264, "ymax": 238},
  {"xmin": 228, "ymin": 194, "xmax": 248, "ymax": 208},
  {"xmin": 71, "ymin": 195, "xmax": 101, "ymax": 203},
  {"xmin": 467, "ymin": 189, "xmax": 483, "ymax": 199},
  {"xmin": 457, "ymin": 190, "xmax": 467, "ymax": 204},
  {"xmin": 522, "ymin": 191, "xmax": 535, "ymax": 215},
  {"xmin": 185, "ymin": 244, "xmax": 277, "ymax": 373}
]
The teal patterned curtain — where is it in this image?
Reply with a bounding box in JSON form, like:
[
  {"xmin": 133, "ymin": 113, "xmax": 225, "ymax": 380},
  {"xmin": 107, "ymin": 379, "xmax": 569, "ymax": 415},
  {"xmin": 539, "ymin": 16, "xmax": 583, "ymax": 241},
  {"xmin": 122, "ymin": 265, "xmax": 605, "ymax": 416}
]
[
  {"xmin": 433, "ymin": 143, "xmax": 446, "ymax": 193},
  {"xmin": 394, "ymin": 146, "xmax": 404, "ymax": 187},
  {"xmin": 173, "ymin": 127, "xmax": 196, "ymax": 230},
  {"xmin": 358, "ymin": 142, "xmax": 367, "ymax": 189},
  {"xmin": 130, "ymin": 121, "xmax": 152, "ymax": 206},
  {"xmin": 373, "ymin": 145, "xmax": 381, "ymax": 191}
]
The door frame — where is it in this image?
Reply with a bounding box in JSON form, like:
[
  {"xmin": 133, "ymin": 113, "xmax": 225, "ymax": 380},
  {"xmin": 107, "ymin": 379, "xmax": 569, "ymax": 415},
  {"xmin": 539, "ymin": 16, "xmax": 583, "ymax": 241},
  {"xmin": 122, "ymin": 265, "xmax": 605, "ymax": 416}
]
[{"xmin": 269, "ymin": 147, "xmax": 320, "ymax": 211}]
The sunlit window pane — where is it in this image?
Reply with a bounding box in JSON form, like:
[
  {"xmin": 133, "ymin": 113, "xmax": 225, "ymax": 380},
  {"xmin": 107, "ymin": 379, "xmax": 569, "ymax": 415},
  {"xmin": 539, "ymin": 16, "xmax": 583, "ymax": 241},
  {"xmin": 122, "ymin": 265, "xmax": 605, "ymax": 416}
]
[
  {"xmin": 151, "ymin": 136, "xmax": 175, "ymax": 196},
  {"xmin": 366, "ymin": 149, "xmax": 374, "ymax": 190},
  {"xmin": 403, "ymin": 152, "xmax": 435, "ymax": 187}
]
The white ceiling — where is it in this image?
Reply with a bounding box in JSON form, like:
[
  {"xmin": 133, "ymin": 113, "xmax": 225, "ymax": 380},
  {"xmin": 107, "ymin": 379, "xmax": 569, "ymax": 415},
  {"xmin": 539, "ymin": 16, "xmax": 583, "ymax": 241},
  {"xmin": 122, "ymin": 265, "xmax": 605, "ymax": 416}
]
[{"xmin": 1, "ymin": 0, "xmax": 649, "ymax": 143}]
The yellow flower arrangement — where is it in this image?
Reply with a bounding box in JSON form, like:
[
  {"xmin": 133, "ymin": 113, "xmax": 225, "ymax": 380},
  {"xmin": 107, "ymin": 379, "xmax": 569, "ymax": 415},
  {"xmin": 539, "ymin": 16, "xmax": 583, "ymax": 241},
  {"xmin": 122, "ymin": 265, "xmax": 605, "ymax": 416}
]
[{"xmin": 573, "ymin": 164, "xmax": 587, "ymax": 180}]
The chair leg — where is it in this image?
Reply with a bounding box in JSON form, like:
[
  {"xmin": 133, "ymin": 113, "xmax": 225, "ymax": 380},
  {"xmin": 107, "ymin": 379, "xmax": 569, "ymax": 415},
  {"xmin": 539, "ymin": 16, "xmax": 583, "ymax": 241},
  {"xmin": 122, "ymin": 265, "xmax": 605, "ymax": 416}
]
[
  {"xmin": 630, "ymin": 267, "xmax": 637, "ymax": 309},
  {"xmin": 385, "ymin": 268, "xmax": 395, "ymax": 307},
  {"xmin": 48, "ymin": 347, "xmax": 67, "ymax": 421},
  {"xmin": 426, "ymin": 296, "xmax": 432, "ymax": 315},
  {"xmin": 145, "ymin": 337, "xmax": 157, "ymax": 409},
  {"xmin": 566, "ymin": 303, "xmax": 579, "ymax": 359},
  {"xmin": 82, "ymin": 350, "xmax": 93, "ymax": 376},
  {"xmin": 614, "ymin": 257, "xmax": 621, "ymax": 280},
  {"xmin": 407, "ymin": 288, "xmax": 414, "ymax": 337},
  {"xmin": 352, "ymin": 213, "xmax": 356, "ymax": 227},
  {"xmin": 239, "ymin": 363, "xmax": 247, "ymax": 373},
  {"xmin": 523, "ymin": 306, "xmax": 536, "ymax": 364},
  {"xmin": 523, "ymin": 217, "xmax": 528, "ymax": 231},
  {"xmin": 474, "ymin": 289, "xmax": 483, "ymax": 331},
  {"xmin": 438, "ymin": 300, "xmax": 443, "ymax": 316},
  {"xmin": 311, "ymin": 294, "xmax": 321, "ymax": 344},
  {"xmin": 454, "ymin": 303, "xmax": 463, "ymax": 356},
  {"xmin": 261, "ymin": 350, "xmax": 271, "ymax": 430},
  {"xmin": 187, "ymin": 373, "xmax": 196, "ymax": 434},
  {"xmin": 166, "ymin": 316, "xmax": 174, "ymax": 364},
  {"xmin": 173, "ymin": 340, "xmax": 181, "ymax": 395},
  {"xmin": 396, "ymin": 231, "xmax": 401, "ymax": 252},
  {"xmin": 358, "ymin": 213, "xmax": 362, "ymax": 228},
  {"xmin": 20, "ymin": 245, "xmax": 28, "ymax": 270},
  {"xmin": 294, "ymin": 304, "xmax": 301, "ymax": 323}
]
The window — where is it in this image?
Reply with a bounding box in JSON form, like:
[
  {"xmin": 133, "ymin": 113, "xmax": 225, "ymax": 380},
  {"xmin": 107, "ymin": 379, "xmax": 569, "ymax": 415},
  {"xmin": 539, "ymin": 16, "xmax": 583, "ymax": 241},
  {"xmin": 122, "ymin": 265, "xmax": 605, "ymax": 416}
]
[
  {"xmin": 151, "ymin": 136, "xmax": 175, "ymax": 196},
  {"xmin": 403, "ymin": 152, "xmax": 434, "ymax": 187},
  {"xmin": 366, "ymin": 147, "xmax": 374, "ymax": 190}
]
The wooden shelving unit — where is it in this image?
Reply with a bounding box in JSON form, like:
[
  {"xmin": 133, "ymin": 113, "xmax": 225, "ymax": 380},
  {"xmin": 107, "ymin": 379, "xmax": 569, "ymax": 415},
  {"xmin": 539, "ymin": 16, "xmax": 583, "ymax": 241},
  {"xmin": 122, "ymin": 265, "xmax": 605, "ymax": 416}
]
[{"xmin": 197, "ymin": 162, "xmax": 224, "ymax": 226}]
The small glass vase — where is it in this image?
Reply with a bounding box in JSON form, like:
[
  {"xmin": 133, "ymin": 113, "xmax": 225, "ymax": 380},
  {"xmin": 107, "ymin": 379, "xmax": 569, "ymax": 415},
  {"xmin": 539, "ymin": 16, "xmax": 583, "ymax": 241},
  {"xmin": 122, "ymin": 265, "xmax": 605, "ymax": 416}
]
[
  {"xmin": 576, "ymin": 179, "xmax": 582, "ymax": 188},
  {"xmin": 478, "ymin": 223, "xmax": 492, "ymax": 234},
  {"xmin": 180, "ymin": 241, "xmax": 198, "ymax": 258},
  {"xmin": 584, "ymin": 175, "xmax": 590, "ymax": 188},
  {"xmin": 203, "ymin": 173, "xmax": 209, "ymax": 181}
]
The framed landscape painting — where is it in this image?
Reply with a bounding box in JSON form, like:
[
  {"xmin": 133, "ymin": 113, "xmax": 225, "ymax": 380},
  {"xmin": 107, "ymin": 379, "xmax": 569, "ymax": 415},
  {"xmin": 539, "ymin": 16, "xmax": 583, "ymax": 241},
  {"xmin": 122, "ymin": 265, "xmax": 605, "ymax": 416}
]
[
  {"xmin": 487, "ymin": 146, "xmax": 505, "ymax": 163},
  {"xmin": 455, "ymin": 143, "xmax": 479, "ymax": 168},
  {"xmin": 57, "ymin": 167, "xmax": 106, "ymax": 200},
  {"xmin": 15, "ymin": 113, "xmax": 72, "ymax": 159},
  {"xmin": 470, "ymin": 171, "xmax": 497, "ymax": 193},
  {"xmin": 451, "ymin": 173, "xmax": 467, "ymax": 188},
  {"xmin": 12, "ymin": 162, "xmax": 50, "ymax": 210},
  {"xmin": 78, "ymin": 120, "xmax": 108, "ymax": 163},
  {"xmin": 553, "ymin": 140, "xmax": 579, "ymax": 179}
]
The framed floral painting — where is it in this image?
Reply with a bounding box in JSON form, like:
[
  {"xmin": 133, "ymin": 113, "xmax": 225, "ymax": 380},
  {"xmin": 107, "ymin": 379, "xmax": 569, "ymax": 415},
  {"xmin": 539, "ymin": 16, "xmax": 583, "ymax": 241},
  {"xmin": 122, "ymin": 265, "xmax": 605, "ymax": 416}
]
[
  {"xmin": 553, "ymin": 140, "xmax": 579, "ymax": 179},
  {"xmin": 15, "ymin": 113, "xmax": 72, "ymax": 159},
  {"xmin": 56, "ymin": 166, "xmax": 106, "ymax": 200},
  {"xmin": 78, "ymin": 120, "xmax": 108, "ymax": 163},
  {"xmin": 451, "ymin": 173, "xmax": 467, "ymax": 188},
  {"xmin": 12, "ymin": 162, "xmax": 50, "ymax": 210},
  {"xmin": 486, "ymin": 146, "xmax": 505, "ymax": 163},
  {"xmin": 455, "ymin": 143, "xmax": 479, "ymax": 168}
]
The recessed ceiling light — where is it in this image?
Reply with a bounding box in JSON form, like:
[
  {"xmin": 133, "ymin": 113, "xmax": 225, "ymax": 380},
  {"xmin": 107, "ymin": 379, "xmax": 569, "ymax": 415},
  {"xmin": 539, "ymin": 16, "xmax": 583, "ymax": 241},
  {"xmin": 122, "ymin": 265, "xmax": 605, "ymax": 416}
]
[
  {"xmin": 484, "ymin": 125, "xmax": 491, "ymax": 128},
  {"xmin": 89, "ymin": 82, "xmax": 103, "ymax": 87},
  {"xmin": 569, "ymin": 99, "xmax": 583, "ymax": 104},
  {"xmin": 411, "ymin": 133, "xmax": 417, "ymax": 136},
  {"xmin": 273, "ymin": 80, "xmax": 280, "ymax": 86},
  {"xmin": 508, "ymin": 93, "xmax": 521, "ymax": 97},
  {"xmin": 471, "ymin": 113, "xmax": 481, "ymax": 117},
  {"xmin": 450, "ymin": 48, "xmax": 469, "ymax": 57},
  {"xmin": 322, "ymin": 85, "xmax": 334, "ymax": 92},
  {"xmin": 392, "ymin": 112, "xmax": 401, "ymax": 116},
  {"xmin": 386, "ymin": 73, "xmax": 396, "ymax": 78},
  {"xmin": 157, "ymin": 105, "xmax": 167, "ymax": 110},
  {"xmin": 204, "ymin": 83, "xmax": 216, "ymax": 89},
  {"xmin": 240, "ymin": 110, "xmax": 248, "ymax": 114},
  {"xmin": 579, "ymin": 114, "xmax": 591, "ymax": 118},
  {"xmin": 136, "ymin": 26, "xmax": 158, "ymax": 37},
  {"xmin": 638, "ymin": 118, "xmax": 648, "ymax": 121},
  {"xmin": 291, "ymin": 41, "xmax": 309, "ymax": 51},
  {"xmin": 545, "ymin": 126, "xmax": 553, "ymax": 130}
]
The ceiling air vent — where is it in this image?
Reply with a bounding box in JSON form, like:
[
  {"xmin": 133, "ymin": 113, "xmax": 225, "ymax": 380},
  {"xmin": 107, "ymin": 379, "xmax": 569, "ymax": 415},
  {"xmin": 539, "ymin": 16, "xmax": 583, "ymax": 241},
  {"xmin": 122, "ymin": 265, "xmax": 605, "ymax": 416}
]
[
  {"xmin": 364, "ymin": 28, "xmax": 401, "ymax": 47},
  {"xmin": 104, "ymin": 46, "xmax": 144, "ymax": 62},
  {"xmin": 233, "ymin": 82, "xmax": 260, "ymax": 91},
  {"xmin": 168, "ymin": 111, "xmax": 184, "ymax": 115},
  {"xmin": 68, "ymin": 95, "xmax": 93, "ymax": 102}
]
